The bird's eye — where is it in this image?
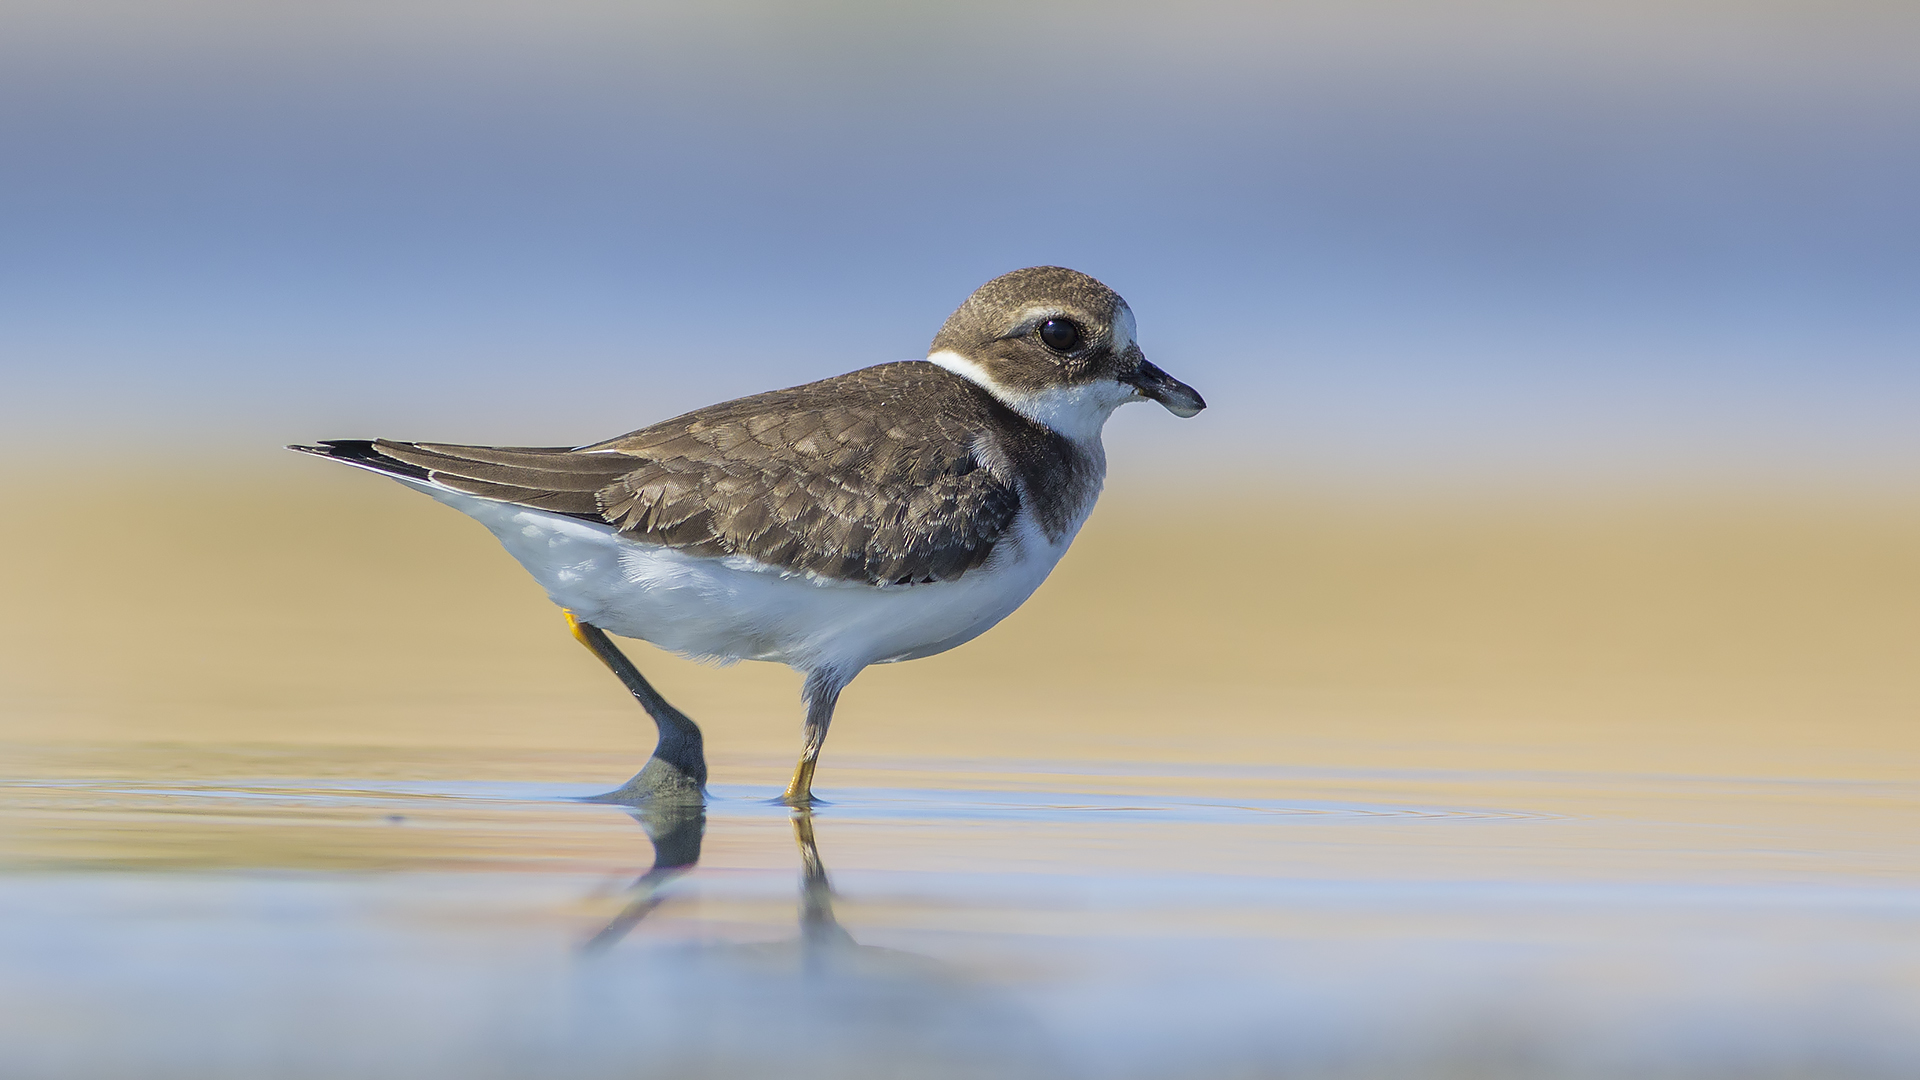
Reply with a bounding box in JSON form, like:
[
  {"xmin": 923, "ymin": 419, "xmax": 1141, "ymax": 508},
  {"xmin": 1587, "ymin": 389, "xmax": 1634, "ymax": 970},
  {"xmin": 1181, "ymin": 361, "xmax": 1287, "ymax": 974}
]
[{"xmin": 1037, "ymin": 318, "xmax": 1081, "ymax": 352}]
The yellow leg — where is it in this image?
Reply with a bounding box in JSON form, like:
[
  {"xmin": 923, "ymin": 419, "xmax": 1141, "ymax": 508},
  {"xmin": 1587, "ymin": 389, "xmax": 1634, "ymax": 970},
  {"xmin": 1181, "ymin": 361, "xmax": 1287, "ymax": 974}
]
[
  {"xmin": 779, "ymin": 670, "xmax": 844, "ymax": 806},
  {"xmin": 782, "ymin": 755, "xmax": 818, "ymax": 806},
  {"xmin": 565, "ymin": 609, "xmax": 595, "ymax": 650}
]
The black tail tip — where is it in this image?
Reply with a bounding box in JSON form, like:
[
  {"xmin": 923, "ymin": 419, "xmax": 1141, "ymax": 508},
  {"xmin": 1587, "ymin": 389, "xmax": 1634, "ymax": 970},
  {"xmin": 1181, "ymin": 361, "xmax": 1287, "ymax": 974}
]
[
  {"xmin": 288, "ymin": 439, "xmax": 378, "ymax": 457},
  {"xmin": 286, "ymin": 439, "xmax": 433, "ymax": 482}
]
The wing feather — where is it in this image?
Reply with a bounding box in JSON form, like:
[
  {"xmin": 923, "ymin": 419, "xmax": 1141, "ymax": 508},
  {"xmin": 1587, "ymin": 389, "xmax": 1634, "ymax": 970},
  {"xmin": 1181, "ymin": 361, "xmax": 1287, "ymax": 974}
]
[{"xmin": 299, "ymin": 362, "xmax": 1051, "ymax": 586}]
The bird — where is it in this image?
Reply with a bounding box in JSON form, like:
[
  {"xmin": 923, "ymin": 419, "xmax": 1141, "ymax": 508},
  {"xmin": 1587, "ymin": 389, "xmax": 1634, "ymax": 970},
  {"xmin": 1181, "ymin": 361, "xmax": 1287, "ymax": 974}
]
[{"xmin": 291, "ymin": 266, "xmax": 1204, "ymax": 805}]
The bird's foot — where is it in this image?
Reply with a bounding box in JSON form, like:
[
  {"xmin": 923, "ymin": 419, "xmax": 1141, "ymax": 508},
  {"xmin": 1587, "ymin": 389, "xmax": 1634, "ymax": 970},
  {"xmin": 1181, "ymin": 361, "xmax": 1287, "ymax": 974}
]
[
  {"xmin": 586, "ymin": 755, "xmax": 707, "ymax": 807},
  {"xmin": 775, "ymin": 755, "xmax": 823, "ymax": 807}
]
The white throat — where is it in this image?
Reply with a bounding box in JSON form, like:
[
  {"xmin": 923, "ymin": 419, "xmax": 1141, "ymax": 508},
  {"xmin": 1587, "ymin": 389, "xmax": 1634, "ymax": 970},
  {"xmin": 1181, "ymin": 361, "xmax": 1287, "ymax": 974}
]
[{"xmin": 927, "ymin": 349, "xmax": 1133, "ymax": 446}]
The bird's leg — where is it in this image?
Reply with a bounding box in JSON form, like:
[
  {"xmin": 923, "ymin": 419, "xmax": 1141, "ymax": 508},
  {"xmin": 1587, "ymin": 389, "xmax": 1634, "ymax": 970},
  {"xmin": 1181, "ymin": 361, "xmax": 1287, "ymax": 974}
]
[
  {"xmin": 566, "ymin": 611, "xmax": 707, "ymax": 804},
  {"xmin": 780, "ymin": 670, "xmax": 844, "ymax": 806}
]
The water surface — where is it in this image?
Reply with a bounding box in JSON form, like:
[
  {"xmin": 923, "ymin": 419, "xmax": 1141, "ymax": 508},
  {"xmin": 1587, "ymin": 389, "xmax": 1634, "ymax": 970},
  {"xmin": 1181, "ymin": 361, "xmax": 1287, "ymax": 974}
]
[
  {"xmin": 4, "ymin": 746, "xmax": 1917, "ymax": 1080},
  {"xmin": 3, "ymin": 482, "xmax": 1918, "ymax": 1077}
]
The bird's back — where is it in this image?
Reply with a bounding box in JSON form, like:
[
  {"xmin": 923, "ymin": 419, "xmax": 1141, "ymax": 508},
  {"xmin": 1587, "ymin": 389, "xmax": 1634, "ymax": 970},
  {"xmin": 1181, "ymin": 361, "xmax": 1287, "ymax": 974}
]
[{"xmin": 299, "ymin": 361, "xmax": 1099, "ymax": 588}]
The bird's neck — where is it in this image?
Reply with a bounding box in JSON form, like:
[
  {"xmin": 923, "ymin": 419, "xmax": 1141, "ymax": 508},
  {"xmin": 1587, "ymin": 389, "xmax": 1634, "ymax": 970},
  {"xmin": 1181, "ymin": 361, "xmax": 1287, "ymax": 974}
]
[{"xmin": 926, "ymin": 349, "xmax": 1129, "ymax": 449}]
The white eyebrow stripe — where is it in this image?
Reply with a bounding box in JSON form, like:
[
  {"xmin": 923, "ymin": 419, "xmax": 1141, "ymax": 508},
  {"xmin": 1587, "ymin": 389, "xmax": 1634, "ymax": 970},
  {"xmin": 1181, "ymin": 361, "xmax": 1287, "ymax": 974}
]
[
  {"xmin": 1009, "ymin": 304, "xmax": 1135, "ymax": 351},
  {"xmin": 1005, "ymin": 306, "xmax": 1069, "ymax": 337},
  {"xmin": 1013, "ymin": 305, "xmax": 1068, "ymax": 325},
  {"xmin": 1111, "ymin": 303, "xmax": 1137, "ymax": 351}
]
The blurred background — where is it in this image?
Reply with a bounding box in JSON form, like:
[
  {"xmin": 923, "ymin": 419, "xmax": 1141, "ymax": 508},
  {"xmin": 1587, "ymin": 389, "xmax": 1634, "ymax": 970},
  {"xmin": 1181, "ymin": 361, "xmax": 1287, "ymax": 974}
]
[
  {"xmin": 3, "ymin": 4, "xmax": 1919, "ymax": 1078},
  {"xmin": 1, "ymin": 0, "xmax": 1916, "ymax": 486},
  {"xmin": 2, "ymin": 0, "xmax": 1915, "ymax": 766}
]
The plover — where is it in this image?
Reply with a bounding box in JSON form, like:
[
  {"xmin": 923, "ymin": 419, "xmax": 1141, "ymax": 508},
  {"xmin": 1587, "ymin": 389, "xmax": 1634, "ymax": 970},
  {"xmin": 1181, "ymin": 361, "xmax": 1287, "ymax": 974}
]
[{"xmin": 292, "ymin": 266, "xmax": 1204, "ymax": 804}]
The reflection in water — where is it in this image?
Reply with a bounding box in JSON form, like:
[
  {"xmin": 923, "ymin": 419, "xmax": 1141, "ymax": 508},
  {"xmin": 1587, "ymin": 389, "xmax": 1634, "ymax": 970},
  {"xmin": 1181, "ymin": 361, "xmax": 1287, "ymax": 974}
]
[
  {"xmin": 583, "ymin": 800, "xmax": 706, "ymax": 952},
  {"xmin": 5, "ymin": 765, "xmax": 1918, "ymax": 1078},
  {"xmin": 579, "ymin": 799, "xmax": 1065, "ymax": 1080}
]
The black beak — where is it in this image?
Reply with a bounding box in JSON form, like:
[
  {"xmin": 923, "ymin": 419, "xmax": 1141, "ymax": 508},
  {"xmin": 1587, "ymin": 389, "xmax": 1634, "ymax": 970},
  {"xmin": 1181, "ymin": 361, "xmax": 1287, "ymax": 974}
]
[{"xmin": 1124, "ymin": 358, "xmax": 1206, "ymax": 418}]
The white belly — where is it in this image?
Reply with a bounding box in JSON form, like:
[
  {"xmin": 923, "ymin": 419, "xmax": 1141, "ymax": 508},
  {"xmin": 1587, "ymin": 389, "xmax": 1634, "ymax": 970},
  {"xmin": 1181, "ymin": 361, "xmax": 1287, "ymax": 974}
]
[{"xmin": 404, "ymin": 480, "xmax": 1079, "ymax": 677}]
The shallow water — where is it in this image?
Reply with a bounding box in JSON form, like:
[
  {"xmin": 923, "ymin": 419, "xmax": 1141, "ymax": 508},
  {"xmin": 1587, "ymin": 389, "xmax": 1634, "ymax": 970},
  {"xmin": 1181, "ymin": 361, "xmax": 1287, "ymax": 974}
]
[
  {"xmin": 4, "ymin": 479, "xmax": 1919, "ymax": 1076},
  {"xmin": 4, "ymin": 748, "xmax": 1918, "ymax": 1080}
]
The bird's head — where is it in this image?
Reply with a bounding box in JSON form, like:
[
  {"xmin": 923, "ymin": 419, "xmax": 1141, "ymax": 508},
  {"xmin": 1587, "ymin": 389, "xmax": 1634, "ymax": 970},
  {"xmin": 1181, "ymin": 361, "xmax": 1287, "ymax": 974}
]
[{"xmin": 928, "ymin": 266, "xmax": 1205, "ymax": 442}]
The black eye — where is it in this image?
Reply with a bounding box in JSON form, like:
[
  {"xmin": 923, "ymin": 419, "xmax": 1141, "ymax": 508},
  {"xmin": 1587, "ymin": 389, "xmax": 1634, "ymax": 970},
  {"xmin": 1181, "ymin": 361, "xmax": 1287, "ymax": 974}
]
[{"xmin": 1037, "ymin": 318, "xmax": 1081, "ymax": 352}]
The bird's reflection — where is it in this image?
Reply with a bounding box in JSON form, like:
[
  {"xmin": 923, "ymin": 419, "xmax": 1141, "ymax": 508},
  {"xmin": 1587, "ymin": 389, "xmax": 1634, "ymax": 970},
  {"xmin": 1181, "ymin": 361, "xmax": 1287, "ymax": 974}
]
[
  {"xmin": 583, "ymin": 798, "xmax": 853, "ymax": 956},
  {"xmin": 577, "ymin": 797, "xmax": 1063, "ymax": 1079},
  {"xmin": 583, "ymin": 798, "xmax": 706, "ymax": 952}
]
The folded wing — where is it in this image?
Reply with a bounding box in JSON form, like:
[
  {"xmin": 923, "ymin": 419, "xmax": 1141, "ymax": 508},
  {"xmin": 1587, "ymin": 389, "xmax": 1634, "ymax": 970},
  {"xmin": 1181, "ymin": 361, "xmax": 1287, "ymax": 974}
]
[{"xmin": 294, "ymin": 362, "xmax": 1025, "ymax": 586}]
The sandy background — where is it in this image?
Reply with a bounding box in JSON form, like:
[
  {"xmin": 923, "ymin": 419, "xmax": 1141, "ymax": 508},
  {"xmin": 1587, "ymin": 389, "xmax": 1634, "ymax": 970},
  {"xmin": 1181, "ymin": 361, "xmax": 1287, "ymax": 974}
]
[{"xmin": 6, "ymin": 463, "xmax": 1914, "ymax": 787}]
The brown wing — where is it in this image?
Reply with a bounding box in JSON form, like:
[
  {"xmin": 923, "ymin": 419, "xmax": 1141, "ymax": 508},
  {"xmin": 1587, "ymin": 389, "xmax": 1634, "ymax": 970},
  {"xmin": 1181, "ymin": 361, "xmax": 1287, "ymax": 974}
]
[
  {"xmin": 587, "ymin": 362, "xmax": 1023, "ymax": 585},
  {"xmin": 296, "ymin": 362, "xmax": 1026, "ymax": 586}
]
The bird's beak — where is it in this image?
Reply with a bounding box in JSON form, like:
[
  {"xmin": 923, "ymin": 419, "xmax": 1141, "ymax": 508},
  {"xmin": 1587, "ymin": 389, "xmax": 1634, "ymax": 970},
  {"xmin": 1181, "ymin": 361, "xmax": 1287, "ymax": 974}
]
[{"xmin": 1123, "ymin": 357, "xmax": 1206, "ymax": 418}]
